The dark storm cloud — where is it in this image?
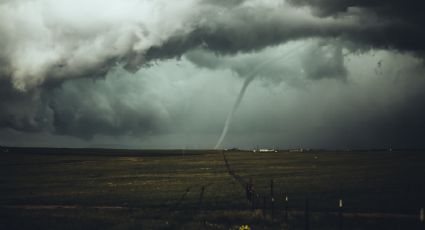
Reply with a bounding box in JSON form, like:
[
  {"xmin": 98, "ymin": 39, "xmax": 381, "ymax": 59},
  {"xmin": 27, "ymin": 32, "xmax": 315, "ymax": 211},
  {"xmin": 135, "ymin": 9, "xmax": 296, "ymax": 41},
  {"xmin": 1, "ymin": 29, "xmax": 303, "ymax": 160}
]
[
  {"xmin": 146, "ymin": 1, "xmax": 425, "ymax": 61},
  {"xmin": 0, "ymin": 66, "xmax": 176, "ymax": 139},
  {"xmin": 287, "ymin": 0, "xmax": 425, "ymax": 20},
  {"xmin": 0, "ymin": 0, "xmax": 196, "ymax": 137},
  {"xmin": 0, "ymin": 0, "xmax": 425, "ymax": 147},
  {"xmin": 145, "ymin": 7, "xmax": 348, "ymax": 59},
  {"xmin": 1, "ymin": 0, "xmax": 424, "ymax": 91},
  {"xmin": 48, "ymin": 77, "xmax": 170, "ymax": 139},
  {"xmin": 286, "ymin": 0, "xmax": 425, "ymax": 55},
  {"xmin": 0, "ymin": 79, "xmax": 52, "ymax": 132}
]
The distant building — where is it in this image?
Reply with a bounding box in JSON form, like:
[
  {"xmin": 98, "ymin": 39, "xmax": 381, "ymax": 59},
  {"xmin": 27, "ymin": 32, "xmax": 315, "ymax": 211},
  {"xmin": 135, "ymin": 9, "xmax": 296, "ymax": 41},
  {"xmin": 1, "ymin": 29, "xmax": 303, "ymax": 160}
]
[{"xmin": 253, "ymin": 148, "xmax": 278, "ymax": 153}]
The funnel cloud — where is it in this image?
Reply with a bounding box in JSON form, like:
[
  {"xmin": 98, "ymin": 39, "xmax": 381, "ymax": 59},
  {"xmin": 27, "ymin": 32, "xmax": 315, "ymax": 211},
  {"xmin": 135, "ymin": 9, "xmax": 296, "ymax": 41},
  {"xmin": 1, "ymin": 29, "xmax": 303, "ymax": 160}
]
[{"xmin": 0, "ymin": 0, "xmax": 425, "ymax": 149}]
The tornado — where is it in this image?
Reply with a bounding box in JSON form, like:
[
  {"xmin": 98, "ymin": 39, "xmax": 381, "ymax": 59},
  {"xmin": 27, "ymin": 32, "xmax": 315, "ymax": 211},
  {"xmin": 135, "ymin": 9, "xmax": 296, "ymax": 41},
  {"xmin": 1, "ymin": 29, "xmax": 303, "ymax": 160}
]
[
  {"xmin": 213, "ymin": 43, "xmax": 306, "ymax": 149},
  {"xmin": 214, "ymin": 74, "xmax": 256, "ymax": 149}
]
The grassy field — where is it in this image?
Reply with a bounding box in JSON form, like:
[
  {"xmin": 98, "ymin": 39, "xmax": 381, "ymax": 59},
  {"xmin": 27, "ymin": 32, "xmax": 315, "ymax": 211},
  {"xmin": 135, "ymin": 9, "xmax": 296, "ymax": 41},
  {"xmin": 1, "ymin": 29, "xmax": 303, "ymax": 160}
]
[{"xmin": 1, "ymin": 149, "xmax": 425, "ymax": 229}]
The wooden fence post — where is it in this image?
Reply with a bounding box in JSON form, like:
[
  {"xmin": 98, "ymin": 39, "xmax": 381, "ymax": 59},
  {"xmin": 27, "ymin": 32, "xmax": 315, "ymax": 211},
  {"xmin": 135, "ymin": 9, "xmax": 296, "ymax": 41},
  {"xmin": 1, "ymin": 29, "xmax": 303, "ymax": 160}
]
[
  {"xmin": 198, "ymin": 186, "xmax": 205, "ymax": 210},
  {"xmin": 339, "ymin": 198, "xmax": 343, "ymax": 230},
  {"xmin": 271, "ymin": 179, "xmax": 274, "ymax": 220},
  {"xmin": 284, "ymin": 193, "xmax": 288, "ymax": 224},
  {"xmin": 255, "ymin": 193, "xmax": 259, "ymax": 210},
  {"xmin": 339, "ymin": 186, "xmax": 344, "ymax": 230},
  {"xmin": 305, "ymin": 197, "xmax": 310, "ymax": 230},
  {"xmin": 198, "ymin": 186, "xmax": 206, "ymax": 228}
]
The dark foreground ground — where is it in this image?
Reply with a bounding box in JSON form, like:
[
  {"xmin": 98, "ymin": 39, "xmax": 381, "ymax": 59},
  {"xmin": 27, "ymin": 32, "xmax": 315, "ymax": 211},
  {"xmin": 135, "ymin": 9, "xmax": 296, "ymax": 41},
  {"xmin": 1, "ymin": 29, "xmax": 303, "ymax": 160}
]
[{"xmin": 1, "ymin": 149, "xmax": 425, "ymax": 229}]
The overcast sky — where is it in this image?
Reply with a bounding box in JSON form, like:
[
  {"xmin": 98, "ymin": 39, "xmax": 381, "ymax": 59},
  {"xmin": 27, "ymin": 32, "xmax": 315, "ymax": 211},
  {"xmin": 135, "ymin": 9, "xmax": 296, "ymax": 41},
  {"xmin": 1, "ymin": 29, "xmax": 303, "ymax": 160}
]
[{"xmin": 1, "ymin": 0, "xmax": 425, "ymax": 149}]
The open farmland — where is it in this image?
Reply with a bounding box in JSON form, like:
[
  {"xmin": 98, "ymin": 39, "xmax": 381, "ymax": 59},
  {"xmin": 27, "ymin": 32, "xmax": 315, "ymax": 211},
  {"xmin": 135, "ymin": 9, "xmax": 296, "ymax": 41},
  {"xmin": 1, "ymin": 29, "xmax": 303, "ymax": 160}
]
[{"xmin": 1, "ymin": 149, "xmax": 425, "ymax": 229}]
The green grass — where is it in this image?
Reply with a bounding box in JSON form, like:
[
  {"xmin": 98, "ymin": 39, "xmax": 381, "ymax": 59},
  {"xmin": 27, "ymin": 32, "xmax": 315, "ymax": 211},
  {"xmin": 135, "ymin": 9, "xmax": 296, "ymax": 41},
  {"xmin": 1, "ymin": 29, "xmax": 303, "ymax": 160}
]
[{"xmin": 1, "ymin": 150, "xmax": 425, "ymax": 229}]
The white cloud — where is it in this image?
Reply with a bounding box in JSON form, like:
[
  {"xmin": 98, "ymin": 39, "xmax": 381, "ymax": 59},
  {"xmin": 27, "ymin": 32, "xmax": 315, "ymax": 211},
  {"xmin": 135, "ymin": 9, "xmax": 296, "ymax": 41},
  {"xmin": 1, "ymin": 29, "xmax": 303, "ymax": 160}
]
[{"xmin": 0, "ymin": 0, "xmax": 199, "ymax": 90}]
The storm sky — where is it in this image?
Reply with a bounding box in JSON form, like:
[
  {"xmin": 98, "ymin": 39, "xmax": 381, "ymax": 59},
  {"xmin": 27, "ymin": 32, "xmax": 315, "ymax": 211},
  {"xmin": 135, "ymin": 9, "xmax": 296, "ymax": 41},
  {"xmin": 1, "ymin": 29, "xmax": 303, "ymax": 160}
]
[{"xmin": 1, "ymin": 0, "xmax": 425, "ymax": 149}]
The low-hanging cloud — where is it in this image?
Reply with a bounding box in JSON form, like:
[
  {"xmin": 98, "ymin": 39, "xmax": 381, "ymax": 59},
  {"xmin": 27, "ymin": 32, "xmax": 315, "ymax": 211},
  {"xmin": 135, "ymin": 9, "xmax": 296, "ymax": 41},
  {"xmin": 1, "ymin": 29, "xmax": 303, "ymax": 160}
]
[
  {"xmin": 1, "ymin": 0, "xmax": 425, "ymax": 147},
  {"xmin": 1, "ymin": 0, "xmax": 424, "ymax": 91},
  {"xmin": 301, "ymin": 41, "xmax": 347, "ymax": 80},
  {"xmin": 185, "ymin": 39, "xmax": 348, "ymax": 81}
]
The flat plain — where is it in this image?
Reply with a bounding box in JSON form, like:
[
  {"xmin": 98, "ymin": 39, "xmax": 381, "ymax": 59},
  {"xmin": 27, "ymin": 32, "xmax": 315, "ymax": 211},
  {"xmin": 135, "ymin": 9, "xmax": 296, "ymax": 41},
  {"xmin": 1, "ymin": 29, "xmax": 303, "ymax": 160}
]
[{"xmin": 1, "ymin": 149, "xmax": 425, "ymax": 229}]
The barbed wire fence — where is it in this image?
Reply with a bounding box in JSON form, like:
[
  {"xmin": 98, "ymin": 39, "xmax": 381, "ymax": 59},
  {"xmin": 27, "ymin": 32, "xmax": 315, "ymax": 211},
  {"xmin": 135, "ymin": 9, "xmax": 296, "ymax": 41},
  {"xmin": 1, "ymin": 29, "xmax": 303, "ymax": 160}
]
[{"xmin": 220, "ymin": 150, "xmax": 425, "ymax": 230}]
